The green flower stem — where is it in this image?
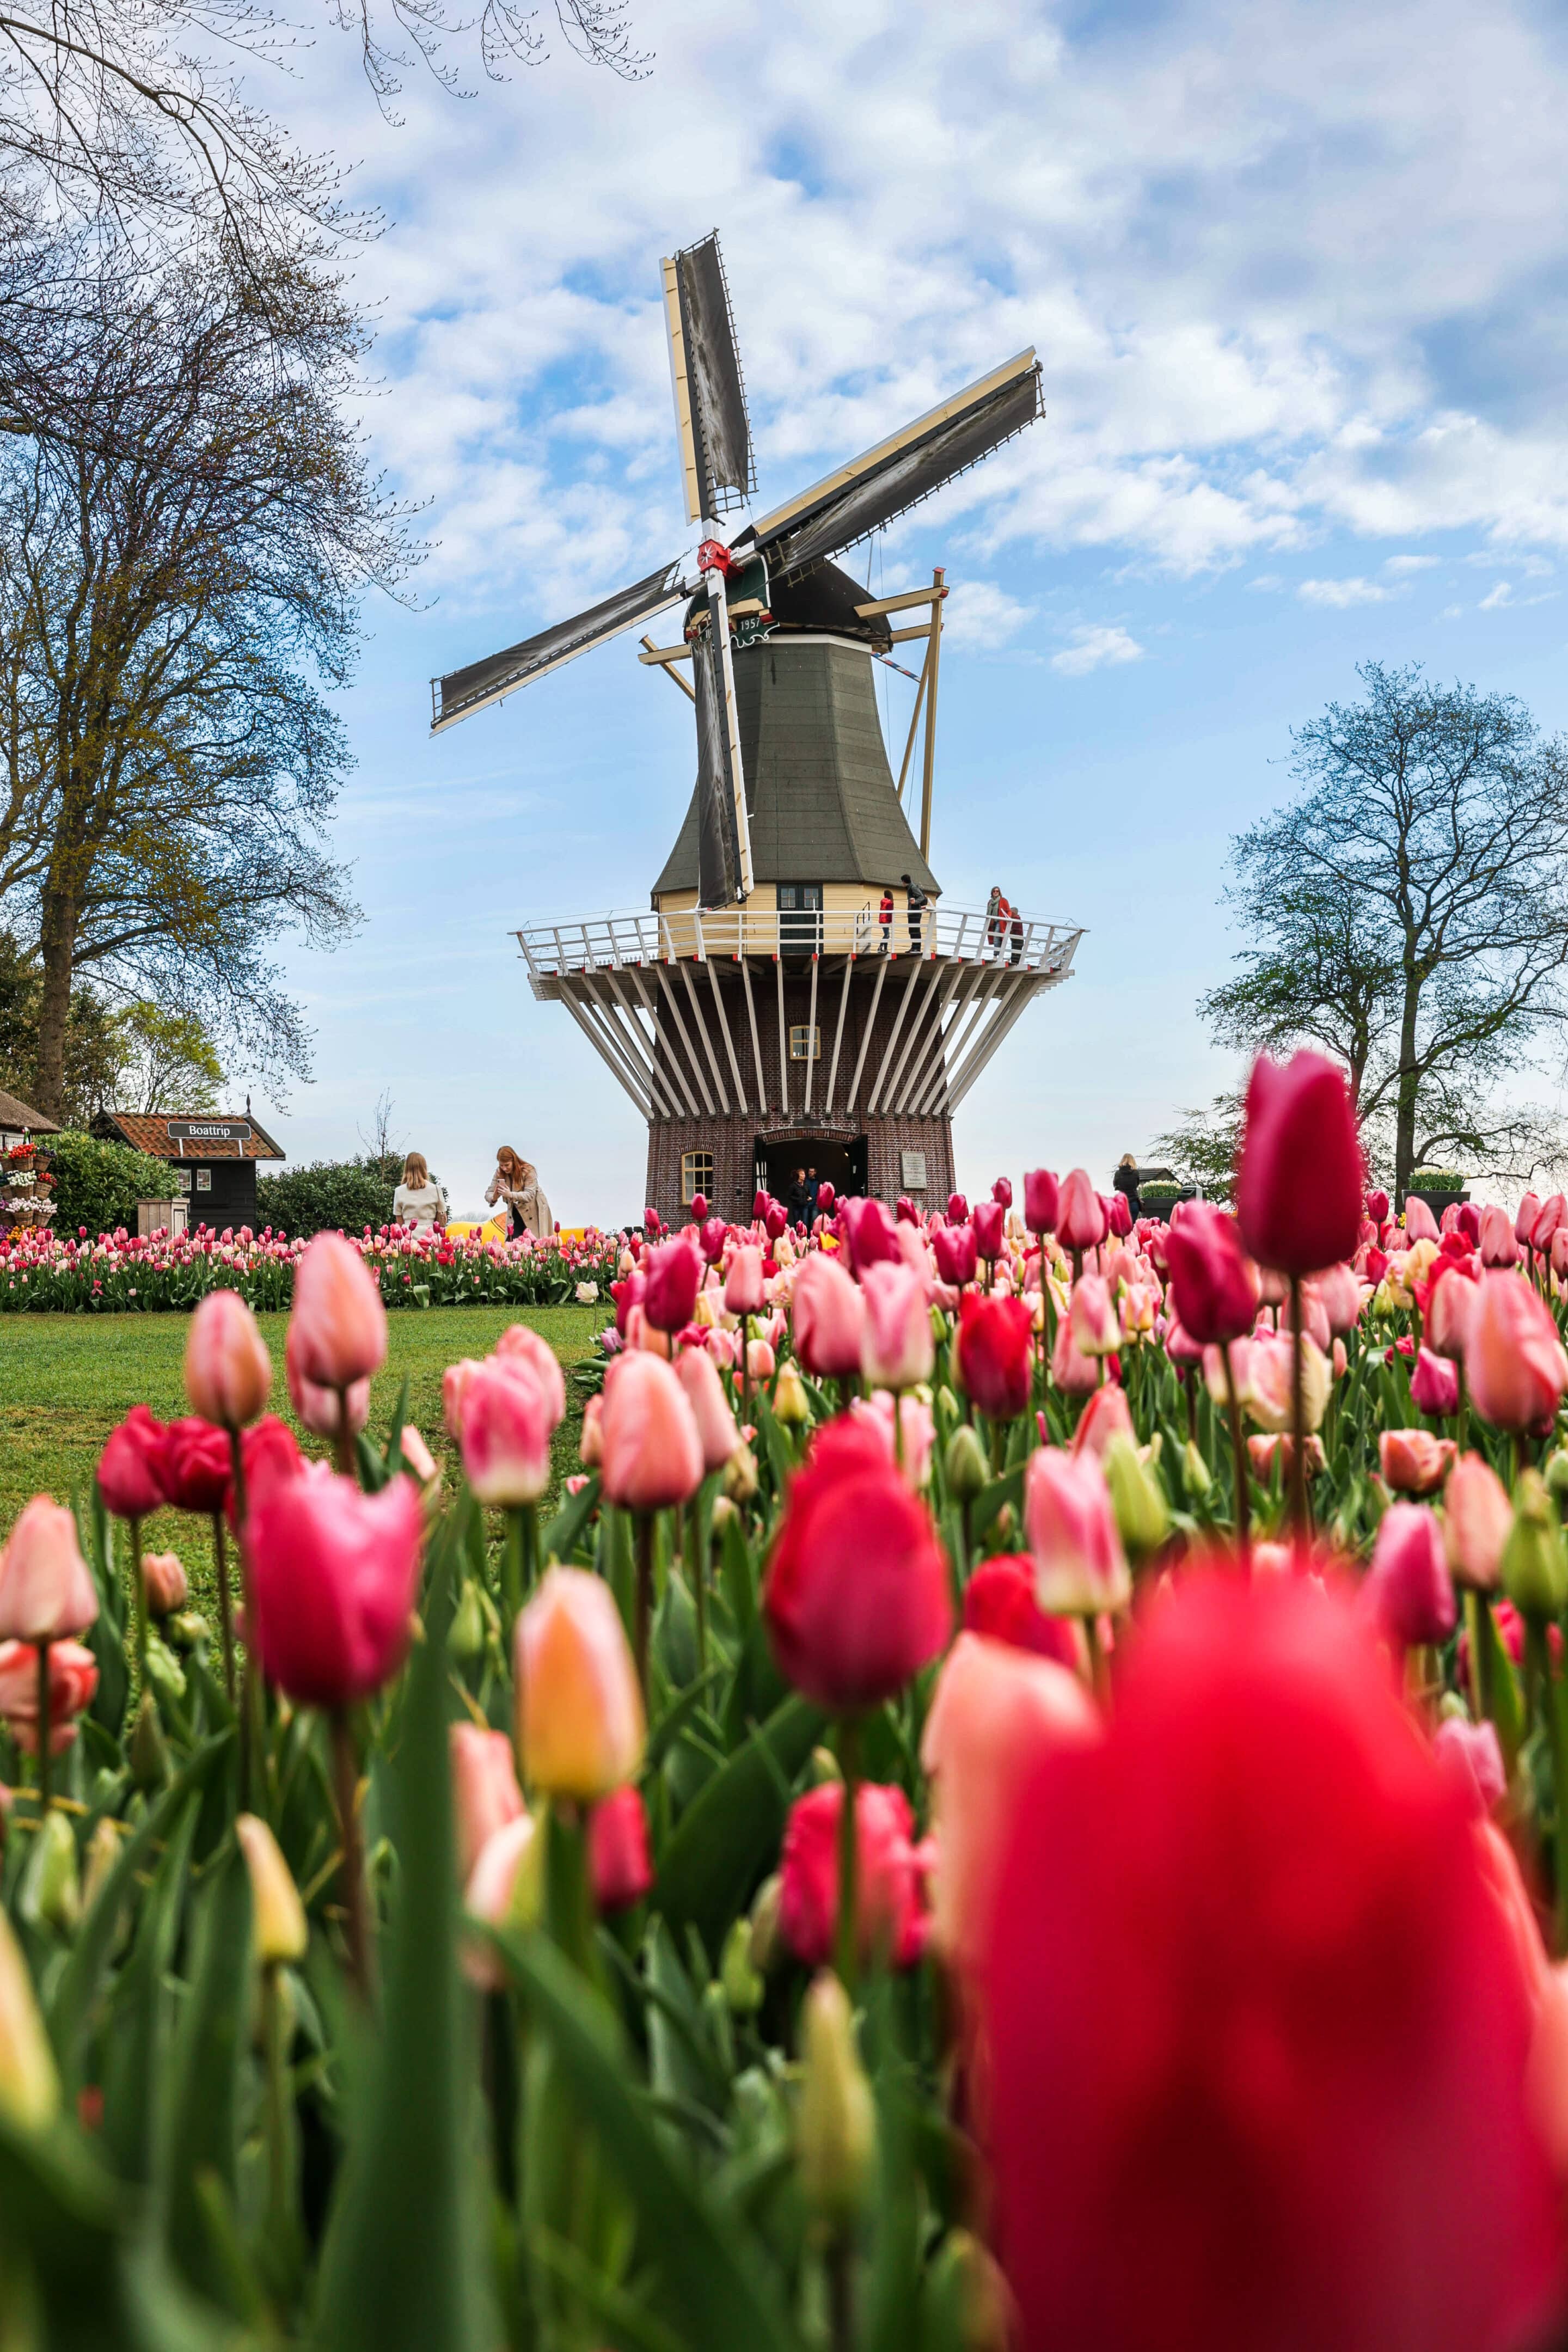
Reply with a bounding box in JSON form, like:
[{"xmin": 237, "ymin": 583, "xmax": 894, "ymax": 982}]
[
  {"xmin": 1465, "ymin": 1588, "xmax": 1492, "ymax": 1725},
  {"xmin": 129, "ymin": 1512, "xmax": 147, "ymax": 1686},
  {"xmin": 634, "ymin": 1512, "xmax": 654, "ymax": 1706},
  {"xmin": 212, "ymin": 1510, "xmax": 237, "ymax": 1706},
  {"xmin": 502, "ymin": 1509, "xmax": 525, "ymax": 1640},
  {"xmin": 261, "ymin": 1958, "xmax": 293, "ymax": 2249},
  {"xmin": 35, "ymin": 1637, "xmax": 51, "ymax": 1810},
  {"xmin": 1221, "ymin": 1344, "xmax": 1251, "ymax": 1572},
  {"xmin": 226, "ymin": 1424, "xmax": 264, "ymax": 1814},
  {"xmin": 1287, "ymin": 1274, "xmax": 1308, "ymax": 1539},
  {"xmin": 330, "ymin": 1707, "xmax": 373, "ymax": 2005},
  {"xmin": 834, "ymin": 1716, "xmax": 862, "ymax": 1993},
  {"xmin": 333, "ymin": 1393, "xmax": 356, "ymax": 1479},
  {"xmin": 687, "ymin": 1485, "xmax": 708, "ymax": 1679}
]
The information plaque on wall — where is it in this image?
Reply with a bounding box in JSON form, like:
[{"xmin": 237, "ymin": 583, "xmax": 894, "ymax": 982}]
[{"xmin": 901, "ymin": 1150, "xmax": 927, "ymax": 1189}]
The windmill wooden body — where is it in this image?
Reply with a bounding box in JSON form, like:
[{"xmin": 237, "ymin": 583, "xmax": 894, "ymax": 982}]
[{"xmin": 432, "ymin": 234, "xmax": 1083, "ymax": 1224}]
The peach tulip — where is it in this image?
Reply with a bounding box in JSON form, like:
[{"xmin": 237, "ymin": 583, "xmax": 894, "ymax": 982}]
[
  {"xmin": 1467, "ymin": 1272, "xmax": 1568, "ymax": 1432},
  {"xmin": 450, "ymin": 1723, "xmax": 525, "ymax": 1884},
  {"xmin": 0, "ymin": 1497, "xmax": 97, "ymax": 1643},
  {"xmin": 1444, "ymin": 1453, "xmax": 1512, "ymax": 1591},
  {"xmin": 1379, "ymin": 1427, "xmax": 1457, "ymax": 1498},
  {"xmin": 599, "ymin": 1351, "xmax": 703, "ymax": 1511},
  {"xmin": 0, "ymin": 1639, "xmax": 97, "ymax": 1754},
  {"xmin": 514, "ymin": 1566, "xmax": 644, "ymax": 1799},
  {"xmin": 185, "ymin": 1288, "xmax": 272, "ymax": 1429},
  {"xmin": 289, "ymin": 1230, "xmax": 389, "ymax": 1390},
  {"xmin": 140, "ymin": 1551, "xmax": 189, "ymax": 1619},
  {"xmin": 674, "ymin": 1343, "xmax": 741, "ymax": 1473},
  {"xmin": 285, "ymin": 1316, "xmax": 370, "ymax": 1442}
]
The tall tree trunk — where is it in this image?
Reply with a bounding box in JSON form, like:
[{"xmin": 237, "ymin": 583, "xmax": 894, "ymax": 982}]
[
  {"xmin": 33, "ymin": 884, "xmax": 75, "ymax": 1120},
  {"xmin": 1394, "ymin": 968, "xmax": 1420, "ymax": 1208}
]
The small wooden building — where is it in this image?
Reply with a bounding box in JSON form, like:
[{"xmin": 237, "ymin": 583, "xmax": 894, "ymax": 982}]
[
  {"xmin": 91, "ymin": 1110, "xmax": 285, "ymax": 1227},
  {"xmin": 0, "ymin": 1086, "xmax": 61, "ymax": 1152}
]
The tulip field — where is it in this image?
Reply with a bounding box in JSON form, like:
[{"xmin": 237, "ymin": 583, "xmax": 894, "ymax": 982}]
[{"xmin": 10, "ymin": 1048, "xmax": 1568, "ymax": 2349}]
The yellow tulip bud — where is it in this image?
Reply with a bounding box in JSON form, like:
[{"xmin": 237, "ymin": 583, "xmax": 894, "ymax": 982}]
[
  {"xmin": 514, "ymin": 1567, "xmax": 645, "ymax": 1801},
  {"xmin": 236, "ymin": 1813, "xmax": 308, "ymax": 1965},
  {"xmin": 772, "ymin": 1361, "xmax": 812, "ymax": 1428},
  {"xmin": 797, "ymin": 1971, "xmax": 875, "ymax": 2225},
  {"xmin": 0, "ymin": 1907, "xmax": 58, "ymax": 2132}
]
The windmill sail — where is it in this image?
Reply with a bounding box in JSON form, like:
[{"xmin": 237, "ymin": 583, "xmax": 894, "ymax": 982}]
[
  {"xmin": 432, "ymin": 561, "xmax": 685, "ymax": 732},
  {"xmin": 752, "ymin": 351, "xmax": 1043, "ymax": 577},
  {"xmin": 663, "ymin": 234, "xmax": 755, "ymax": 525},
  {"xmin": 691, "ymin": 629, "xmax": 744, "ymax": 905}
]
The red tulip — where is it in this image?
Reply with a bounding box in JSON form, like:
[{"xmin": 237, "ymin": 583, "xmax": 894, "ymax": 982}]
[
  {"xmin": 840, "ymin": 1197, "xmax": 899, "ymax": 1275},
  {"xmin": 1409, "ymin": 1347, "xmax": 1459, "ymax": 1419},
  {"xmin": 1466, "ymin": 1271, "xmax": 1568, "ymax": 1432},
  {"xmin": 450, "ymin": 1723, "xmax": 524, "ymax": 1884},
  {"xmin": 1478, "ymin": 1205, "xmax": 1520, "ymax": 1269},
  {"xmin": 589, "ymin": 1785, "xmax": 653, "ymax": 1913},
  {"xmin": 246, "ymin": 1463, "xmax": 424, "ymax": 1708},
  {"xmin": 162, "ymin": 1417, "xmax": 231, "ymax": 1514},
  {"xmin": 460, "ymin": 1358, "xmax": 555, "ymax": 1506},
  {"xmin": 599, "ymin": 1351, "xmax": 703, "ymax": 1511},
  {"xmin": 1236, "ymin": 1050, "xmax": 1362, "ymax": 1275},
  {"xmin": 962, "ymin": 1555, "xmax": 1079, "ymax": 1668},
  {"xmin": 947, "ymin": 1193, "xmax": 969, "ymax": 1224},
  {"xmin": 1162, "ymin": 1204, "xmax": 1258, "ymax": 1345},
  {"xmin": 778, "ymin": 1780, "xmax": 932, "ymax": 1970},
  {"xmin": 97, "ymin": 1406, "xmax": 169, "ymax": 1518},
  {"xmin": 763, "ymin": 1419, "xmax": 952, "ymax": 1711},
  {"xmin": 764, "ymin": 1200, "xmax": 789, "ymax": 1242},
  {"xmin": 185, "ymin": 1288, "xmax": 272, "ymax": 1429},
  {"xmin": 971, "ymin": 1199, "xmax": 1006, "ymax": 1260},
  {"xmin": 646, "ymin": 1204, "xmax": 664, "ymax": 1235},
  {"xmin": 955, "ymin": 1294, "xmax": 1033, "ymax": 1422},
  {"xmin": 1365, "ymin": 1188, "xmax": 1391, "ymax": 1225},
  {"xmin": 0, "ymin": 1498, "xmax": 97, "ymax": 1642},
  {"xmin": 1363, "ymin": 1502, "xmax": 1456, "ymax": 1650},
  {"xmin": 289, "ymin": 1231, "xmax": 388, "ymax": 1389},
  {"xmin": 932, "ymin": 1222, "xmax": 978, "ymax": 1288},
  {"xmin": 1023, "ymin": 1169, "xmax": 1059, "ymax": 1233},
  {"xmin": 792, "ymin": 1251, "xmax": 867, "ymax": 1379},
  {"xmin": 0, "ymin": 1638, "xmax": 97, "ymax": 1754},
  {"xmin": 1105, "ymin": 1191, "xmax": 1133, "ymax": 1240},
  {"xmin": 1454, "ymin": 1201, "xmax": 1482, "ymax": 1247},
  {"xmin": 610, "ymin": 1271, "xmax": 646, "ymax": 1336},
  {"xmin": 979, "ymin": 1572, "xmax": 1563, "ymax": 2352}
]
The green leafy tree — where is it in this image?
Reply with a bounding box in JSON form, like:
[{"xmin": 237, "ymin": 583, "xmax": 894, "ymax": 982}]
[
  {"xmin": 255, "ymin": 1156, "xmax": 396, "ymax": 1238},
  {"xmin": 47, "ymin": 1128, "xmax": 168, "ymax": 1233},
  {"xmin": 114, "ymin": 1001, "xmax": 224, "ymax": 1114}
]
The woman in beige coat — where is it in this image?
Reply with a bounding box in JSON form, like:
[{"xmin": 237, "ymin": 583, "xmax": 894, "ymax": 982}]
[{"xmin": 485, "ymin": 1146, "xmax": 554, "ymax": 1239}]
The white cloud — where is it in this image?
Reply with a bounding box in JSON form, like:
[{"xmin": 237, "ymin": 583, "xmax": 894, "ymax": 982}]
[
  {"xmin": 1479, "ymin": 579, "xmax": 1515, "ymax": 609},
  {"xmin": 940, "ymin": 579, "xmax": 1034, "ymax": 649},
  {"xmin": 1298, "ymin": 577, "xmax": 1391, "ymax": 607},
  {"xmin": 1385, "ymin": 554, "xmax": 1440, "ymax": 573},
  {"xmin": 1050, "ymin": 624, "xmax": 1145, "ymax": 676}
]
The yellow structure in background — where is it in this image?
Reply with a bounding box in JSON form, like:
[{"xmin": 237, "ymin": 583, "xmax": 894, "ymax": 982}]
[{"xmin": 444, "ymin": 1216, "xmax": 509, "ymax": 1245}]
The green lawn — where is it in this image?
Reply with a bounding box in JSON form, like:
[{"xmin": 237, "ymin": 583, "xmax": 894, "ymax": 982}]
[{"xmin": 0, "ymin": 1305, "xmax": 603, "ymax": 1615}]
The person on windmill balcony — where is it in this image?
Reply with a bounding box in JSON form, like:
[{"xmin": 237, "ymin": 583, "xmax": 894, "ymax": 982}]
[
  {"xmin": 486, "ymin": 1145, "xmax": 555, "ymax": 1240},
  {"xmin": 392, "ymin": 1152, "xmax": 448, "ymax": 1232},
  {"xmin": 879, "ymin": 886, "xmax": 895, "ymax": 952},
  {"xmin": 902, "ymin": 873, "xmax": 928, "ymax": 955},
  {"xmin": 986, "ymin": 884, "xmax": 1006, "ymax": 958}
]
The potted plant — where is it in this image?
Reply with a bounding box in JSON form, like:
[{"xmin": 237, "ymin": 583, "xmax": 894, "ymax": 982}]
[{"xmin": 1406, "ymin": 1165, "xmax": 1469, "ymax": 1218}]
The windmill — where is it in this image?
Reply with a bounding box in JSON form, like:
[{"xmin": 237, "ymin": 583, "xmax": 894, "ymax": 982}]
[{"xmin": 432, "ymin": 233, "xmax": 1083, "ymax": 1224}]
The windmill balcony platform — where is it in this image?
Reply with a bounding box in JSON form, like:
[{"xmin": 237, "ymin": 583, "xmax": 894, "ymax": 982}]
[{"xmin": 514, "ymin": 900, "xmax": 1084, "ymax": 1136}]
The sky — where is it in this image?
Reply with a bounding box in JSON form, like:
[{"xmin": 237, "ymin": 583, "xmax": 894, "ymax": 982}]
[{"xmin": 236, "ymin": 0, "xmax": 1568, "ymax": 1225}]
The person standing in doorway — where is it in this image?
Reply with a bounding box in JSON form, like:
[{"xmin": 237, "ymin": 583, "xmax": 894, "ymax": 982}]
[
  {"xmin": 486, "ymin": 1146, "xmax": 555, "ymax": 1238},
  {"xmin": 902, "ymin": 873, "xmax": 928, "ymax": 955},
  {"xmin": 393, "ymin": 1151, "xmax": 448, "ymax": 1232},
  {"xmin": 879, "ymin": 885, "xmax": 894, "ymax": 953},
  {"xmin": 804, "ymin": 1166, "xmax": 820, "ymax": 1222},
  {"xmin": 1113, "ymin": 1153, "xmax": 1141, "ymax": 1221}
]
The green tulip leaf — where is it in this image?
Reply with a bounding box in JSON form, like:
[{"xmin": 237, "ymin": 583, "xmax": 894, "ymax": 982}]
[{"xmin": 654, "ymin": 1693, "xmax": 825, "ymax": 1956}]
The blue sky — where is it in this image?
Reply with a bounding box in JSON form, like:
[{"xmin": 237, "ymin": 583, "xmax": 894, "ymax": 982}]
[{"xmin": 243, "ymin": 0, "xmax": 1568, "ymax": 1226}]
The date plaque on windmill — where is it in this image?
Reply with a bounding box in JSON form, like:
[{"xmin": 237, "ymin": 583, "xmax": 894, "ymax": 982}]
[{"xmin": 902, "ymin": 1151, "xmax": 928, "ymax": 1190}]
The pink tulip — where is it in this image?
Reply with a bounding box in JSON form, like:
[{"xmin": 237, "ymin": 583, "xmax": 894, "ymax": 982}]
[
  {"xmin": 675, "ymin": 1343, "xmax": 740, "ymax": 1472},
  {"xmin": 290, "ymin": 1230, "xmax": 389, "ymax": 1389},
  {"xmin": 579, "ymin": 1394, "xmax": 604, "ymax": 1466},
  {"xmin": 1516, "ymin": 1191, "xmax": 1543, "ymax": 1247},
  {"xmin": 972, "ymin": 1199, "xmax": 1006, "ymax": 1260},
  {"xmin": 1105, "ymin": 1191, "xmax": 1133, "ymax": 1241},
  {"xmin": 463, "ymin": 1814, "xmax": 537, "ymax": 1988},
  {"xmin": 1070, "ymin": 1383, "xmax": 1135, "ymax": 1461},
  {"xmin": 461, "ymin": 1358, "xmax": 555, "ymax": 1506},
  {"xmin": 0, "ymin": 1639, "xmax": 97, "ymax": 1754},
  {"xmin": 1379, "ymin": 1426, "xmax": 1457, "ymax": 1498},
  {"xmin": 1363, "ymin": 1502, "xmax": 1456, "ymax": 1651},
  {"xmin": 1279, "ymin": 1283, "xmax": 1332, "ymax": 1353},
  {"xmin": 1432, "ymin": 1718, "xmax": 1506, "ymax": 1817},
  {"xmin": 493, "ymin": 1324, "xmax": 568, "ymax": 1429},
  {"xmin": 921, "ymin": 1631, "xmax": 1098, "ymax": 1973},
  {"xmin": 932, "ymin": 1222, "xmax": 979, "ymax": 1289},
  {"xmin": 1025, "ymin": 1447, "xmax": 1130, "ymax": 1616},
  {"xmin": 246, "ymin": 1463, "xmax": 424, "ymax": 1708},
  {"xmin": 399, "ymin": 1425, "xmax": 437, "ymax": 1486},
  {"xmin": 849, "ymin": 1389, "xmax": 936, "ymax": 1489},
  {"xmin": 1426, "ymin": 1262, "xmax": 1478, "ymax": 1359},
  {"xmin": 1069, "ymin": 1274, "xmax": 1119, "ymax": 1358},
  {"xmin": 1466, "ymin": 1271, "xmax": 1568, "ymax": 1432},
  {"xmin": 1532, "ymin": 1194, "xmax": 1567, "ymax": 1254},
  {"xmin": 514, "ymin": 1566, "xmax": 644, "ymax": 1798},
  {"xmin": 1410, "ymin": 1347, "xmax": 1460, "ymax": 1419},
  {"xmin": 1444, "ymin": 1453, "xmax": 1512, "ymax": 1591},
  {"xmin": 443, "ymin": 1357, "xmax": 482, "ymax": 1442},
  {"xmin": 599, "ymin": 1351, "xmax": 704, "ymax": 1511},
  {"xmin": 747, "ymin": 1337, "xmax": 776, "ymax": 1382},
  {"xmin": 1050, "ymin": 1310, "xmax": 1102, "ymax": 1395},
  {"xmin": 1404, "ymin": 1195, "xmax": 1441, "ymax": 1245},
  {"xmin": 792, "ymin": 1251, "xmax": 867, "ymax": 1379},
  {"xmin": 1057, "ymin": 1169, "xmax": 1107, "ymax": 1253},
  {"xmin": 1478, "ymin": 1205, "xmax": 1520, "ymax": 1269},
  {"xmin": 186, "ymin": 1288, "xmax": 272, "ymax": 1429},
  {"xmin": 859, "ymin": 1261, "xmax": 934, "ymax": 1389},
  {"xmin": 725, "ymin": 1245, "xmax": 765, "ymax": 1317},
  {"xmin": 1235, "ymin": 1050, "xmax": 1362, "ymax": 1275},
  {"xmin": 1023, "ymin": 1169, "xmax": 1059, "ymax": 1233},
  {"xmin": 642, "ymin": 1238, "xmax": 703, "ymax": 1335},
  {"xmin": 140, "ymin": 1551, "xmax": 189, "ymax": 1618},
  {"xmin": 0, "ymin": 1498, "xmax": 98, "ymax": 1643},
  {"xmin": 1553, "ymin": 1228, "xmax": 1568, "ymax": 1285},
  {"xmin": 286, "ymin": 1317, "xmax": 371, "ymax": 1442},
  {"xmin": 450, "ymin": 1723, "xmax": 525, "ymax": 1885}
]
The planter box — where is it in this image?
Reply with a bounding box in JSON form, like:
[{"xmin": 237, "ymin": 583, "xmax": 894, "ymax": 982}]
[{"xmin": 1407, "ymin": 1188, "xmax": 1469, "ymax": 1220}]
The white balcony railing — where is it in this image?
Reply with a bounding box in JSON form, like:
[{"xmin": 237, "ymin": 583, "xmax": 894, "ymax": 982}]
[{"xmin": 516, "ymin": 899, "xmax": 1083, "ymax": 983}]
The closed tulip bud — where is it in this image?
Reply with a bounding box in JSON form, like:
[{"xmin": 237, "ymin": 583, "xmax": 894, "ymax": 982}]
[
  {"xmin": 1102, "ymin": 1433, "xmax": 1169, "ymax": 1561},
  {"xmin": 748, "ymin": 1337, "xmax": 776, "ymax": 1382},
  {"xmin": 450, "ymin": 1578, "xmax": 488, "ymax": 1663},
  {"xmin": 721, "ymin": 1916, "xmax": 765, "ymax": 2013},
  {"xmin": 492, "ymin": 1325, "xmax": 568, "ymax": 1429},
  {"xmin": 450, "ymin": 1723, "xmax": 525, "ymax": 1884},
  {"xmin": 443, "ymin": 1357, "xmax": 481, "ymax": 1442},
  {"xmin": 1023, "ymin": 1168, "xmax": 1059, "ymax": 1234},
  {"xmin": 725, "ymin": 1245, "xmax": 765, "ymax": 1317},
  {"xmin": 748, "ymin": 1870, "xmax": 785, "ymax": 1973},
  {"xmin": 1432, "ymin": 1717, "xmax": 1507, "ymax": 1818},
  {"xmin": 1181, "ymin": 1437, "xmax": 1213, "ymax": 1499},
  {"xmin": 1235, "ymin": 1050, "xmax": 1362, "ymax": 1275},
  {"xmin": 797, "ymin": 1971, "xmax": 876, "ymax": 2224},
  {"xmin": 0, "ymin": 1496, "xmax": 97, "ymax": 1643},
  {"xmin": 1410, "ymin": 1347, "xmax": 1459, "ymax": 1419},
  {"xmin": 945, "ymin": 1421, "xmax": 989, "ymax": 1500},
  {"xmin": 289, "ymin": 1230, "xmax": 388, "ymax": 1392},
  {"xmin": 130, "ymin": 1688, "xmax": 168, "ymax": 1788},
  {"xmin": 1365, "ymin": 1188, "xmax": 1391, "ymax": 1225},
  {"xmin": 972, "ymin": 1199, "xmax": 1006, "ymax": 1260},
  {"xmin": 860, "ymin": 1260, "xmax": 934, "ymax": 1389},
  {"xmin": 97, "ymin": 1405, "xmax": 169, "ymax": 1518},
  {"xmin": 186, "ymin": 1288, "xmax": 272, "ymax": 1429},
  {"xmin": 461, "ymin": 1358, "xmax": 555, "ymax": 1506},
  {"xmin": 579, "ymin": 1393, "xmax": 604, "ymax": 1468},
  {"xmin": 397, "ymin": 1424, "xmax": 438, "ymax": 1489},
  {"xmin": 642, "ymin": 1236, "xmax": 702, "ymax": 1334},
  {"xmin": 1363, "ymin": 1502, "xmax": 1456, "ymax": 1651},
  {"xmin": 140, "ymin": 1551, "xmax": 188, "ymax": 1619},
  {"xmin": 724, "ymin": 1444, "xmax": 759, "ymax": 1502},
  {"xmin": 1478, "ymin": 1204, "xmax": 1520, "ymax": 1269},
  {"xmin": 792, "ymin": 1251, "xmax": 867, "ymax": 1378},
  {"xmin": 948, "ymin": 1192, "xmax": 970, "ymax": 1224},
  {"xmin": 933, "ymin": 1221, "xmax": 979, "ymax": 1288},
  {"xmin": 515, "ymin": 1566, "xmax": 644, "ymax": 1799},
  {"xmin": 26, "ymin": 1806, "xmax": 80, "ymax": 1935},
  {"xmin": 1057, "ymin": 1168, "xmax": 1107, "ymax": 1252},
  {"xmin": 1426, "ymin": 1262, "xmax": 1478, "ymax": 1359},
  {"xmin": 1404, "ymin": 1194, "xmax": 1441, "ymax": 1245},
  {"xmin": 772, "ymin": 1359, "xmax": 812, "ymax": 1428},
  {"xmin": 1050, "ymin": 1310, "xmax": 1101, "ymax": 1394},
  {"xmin": 1025, "ymin": 1446, "xmax": 1130, "ymax": 1616},
  {"xmin": 236, "ymin": 1812, "xmax": 308, "ymax": 1964},
  {"xmin": 247, "ymin": 1465, "xmax": 424, "ymax": 1708},
  {"xmin": 1516, "ymin": 1191, "xmax": 1543, "ymax": 1246},
  {"xmin": 1443, "ymin": 1453, "xmax": 1513, "ymax": 1591},
  {"xmin": 991, "ymin": 1177, "xmax": 1014, "ymax": 1210},
  {"xmin": 462, "ymin": 1814, "xmax": 540, "ymax": 1987},
  {"xmin": 0, "ymin": 1906, "xmax": 58, "ymax": 2131},
  {"xmin": 673, "ymin": 1342, "xmax": 742, "ymax": 1468},
  {"xmin": 1069, "ymin": 1273, "xmax": 1120, "ymax": 1358},
  {"xmin": 285, "ymin": 1317, "xmax": 370, "ymax": 1443},
  {"xmin": 588, "ymin": 1783, "xmax": 653, "ymax": 1913},
  {"xmin": 81, "ymin": 1816, "xmax": 121, "ymax": 1915},
  {"xmin": 956, "ymin": 1293, "xmax": 1034, "ymax": 1420},
  {"xmin": 1378, "ymin": 1427, "xmax": 1456, "ymax": 1497},
  {"xmin": 921, "ymin": 2230, "xmax": 1014, "ymax": 2352},
  {"xmin": 601, "ymin": 1350, "xmax": 704, "ymax": 1510},
  {"xmin": 1467, "ymin": 1271, "xmax": 1568, "ymax": 1433},
  {"xmin": 1502, "ymin": 1469, "xmax": 1568, "ymax": 1621}
]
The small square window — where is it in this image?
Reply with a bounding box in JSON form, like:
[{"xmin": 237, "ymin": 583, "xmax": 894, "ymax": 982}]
[
  {"xmin": 789, "ymin": 1025, "xmax": 821, "ymax": 1062},
  {"xmin": 172, "ymin": 1167, "xmax": 192, "ymax": 1193},
  {"xmin": 195, "ymin": 1167, "xmax": 212, "ymax": 1193},
  {"xmin": 681, "ymin": 1150, "xmax": 714, "ymax": 1205}
]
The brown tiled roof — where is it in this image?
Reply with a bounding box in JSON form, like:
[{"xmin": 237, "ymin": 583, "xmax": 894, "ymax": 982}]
[
  {"xmin": 93, "ymin": 1111, "xmax": 284, "ymax": 1162},
  {"xmin": 0, "ymin": 1086, "xmax": 60, "ymax": 1134}
]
